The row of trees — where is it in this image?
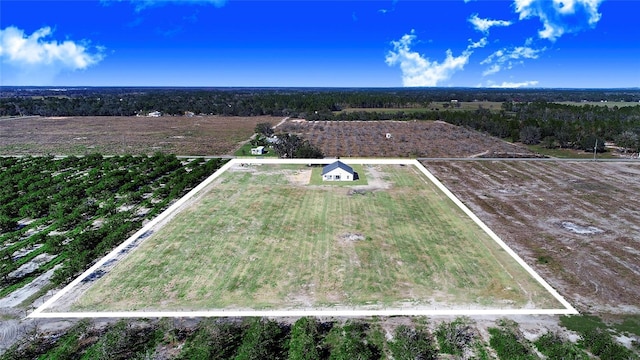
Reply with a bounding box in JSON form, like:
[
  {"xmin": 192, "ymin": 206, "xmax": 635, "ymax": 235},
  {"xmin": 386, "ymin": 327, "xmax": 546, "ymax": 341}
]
[
  {"xmin": 2, "ymin": 88, "xmax": 639, "ymax": 118},
  {"xmin": 0, "ymin": 155, "xmax": 226, "ymax": 293},
  {"xmin": 8, "ymin": 315, "xmax": 627, "ymax": 360}
]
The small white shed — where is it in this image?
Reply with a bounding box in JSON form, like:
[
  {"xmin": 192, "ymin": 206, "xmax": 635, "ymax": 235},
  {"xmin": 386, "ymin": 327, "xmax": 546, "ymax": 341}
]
[
  {"xmin": 322, "ymin": 161, "xmax": 354, "ymax": 181},
  {"xmin": 251, "ymin": 146, "xmax": 265, "ymax": 155}
]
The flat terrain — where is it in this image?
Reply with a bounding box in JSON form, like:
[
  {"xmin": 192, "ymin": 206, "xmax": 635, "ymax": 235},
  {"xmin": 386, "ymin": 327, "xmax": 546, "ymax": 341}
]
[
  {"xmin": 0, "ymin": 115, "xmax": 279, "ymax": 156},
  {"xmin": 280, "ymin": 120, "xmax": 534, "ymax": 158},
  {"xmin": 336, "ymin": 101, "xmax": 505, "ymax": 113},
  {"xmin": 422, "ymin": 160, "xmax": 640, "ymax": 314},
  {"xmin": 53, "ymin": 163, "xmax": 561, "ymax": 312},
  {"xmin": 555, "ymin": 101, "xmax": 640, "ymax": 108}
]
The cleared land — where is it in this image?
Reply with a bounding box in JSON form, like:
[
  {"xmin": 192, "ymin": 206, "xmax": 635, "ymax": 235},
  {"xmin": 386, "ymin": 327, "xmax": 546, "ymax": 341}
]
[
  {"xmin": 336, "ymin": 102, "xmax": 505, "ymax": 113},
  {"xmin": 0, "ymin": 115, "xmax": 279, "ymax": 156},
  {"xmin": 52, "ymin": 163, "xmax": 562, "ymax": 312},
  {"xmin": 422, "ymin": 160, "xmax": 640, "ymax": 314},
  {"xmin": 279, "ymin": 120, "xmax": 534, "ymax": 158}
]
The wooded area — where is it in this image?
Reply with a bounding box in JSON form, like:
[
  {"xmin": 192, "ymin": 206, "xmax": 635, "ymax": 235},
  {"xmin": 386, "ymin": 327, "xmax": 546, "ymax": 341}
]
[{"xmin": 2, "ymin": 88, "xmax": 639, "ymax": 153}]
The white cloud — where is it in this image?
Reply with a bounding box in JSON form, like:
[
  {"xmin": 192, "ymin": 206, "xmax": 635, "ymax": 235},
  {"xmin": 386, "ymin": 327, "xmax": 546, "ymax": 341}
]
[
  {"xmin": 468, "ymin": 37, "xmax": 488, "ymax": 49},
  {"xmin": 385, "ymin": 31, "xmax": 486, "ymax": 87},
  {"xmin": 103, "ymin": 0, "xmax": 227, "ymax": 11},
  {"xmin": 513, "ymin": 0, "xmax": 603, "ymax": 41},
  {"xmin": 379, "ymin": 0, "xmax": 398, "ymax": 14},
  {"xmin": 489, "ymin": 80, "xmax": 539, "ymax": 88},
  {"xmin": 480, "ymin": 43, "xmax": 545, "ymax": 76},
  {"xmin": 482, "ymin": 64, "xmax": 502, "ymax": 76},
  {"xmin": 0, "ymin": 26, "xmax": 104, "ymax": 84},
  {"xmin": 468, "ymin": 14, "xmax": 513, "ymax": 34}
]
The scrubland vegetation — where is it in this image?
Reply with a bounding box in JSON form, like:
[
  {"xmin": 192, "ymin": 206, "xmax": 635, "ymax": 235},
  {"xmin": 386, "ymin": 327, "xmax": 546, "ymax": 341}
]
[{"xmin": 4, "ymin": 315, "xmax": 638, "ymax": 359}]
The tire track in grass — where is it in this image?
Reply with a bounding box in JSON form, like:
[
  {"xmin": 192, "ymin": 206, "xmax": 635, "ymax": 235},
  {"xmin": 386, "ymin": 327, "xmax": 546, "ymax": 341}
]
[
  {"xmin": 278, "ymin": 185, "xmax": 307, "ymax": 303},
  {"xmin": 293, "ymin": 184, "xmax": 320, "ymax": 305}
]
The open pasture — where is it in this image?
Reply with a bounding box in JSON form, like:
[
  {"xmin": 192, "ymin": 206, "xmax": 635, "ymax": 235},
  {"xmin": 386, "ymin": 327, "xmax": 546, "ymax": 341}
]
[
  {"xmin": 52, "ymin": 161, "xmax": 564, "ymax": 313},
  {"xmin": 0, "ymin": 115, "xmax": 279, "ymax": 156}
]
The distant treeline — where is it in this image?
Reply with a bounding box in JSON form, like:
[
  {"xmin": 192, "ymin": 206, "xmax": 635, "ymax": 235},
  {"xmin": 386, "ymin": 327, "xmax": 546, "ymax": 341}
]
[
  {"xmin": 2, "ymin": 87, "xmax": 639, "ymax": 117},
  {"xmin": 1, "ymin": 87, "xmax": 639, "ymax": 151}
]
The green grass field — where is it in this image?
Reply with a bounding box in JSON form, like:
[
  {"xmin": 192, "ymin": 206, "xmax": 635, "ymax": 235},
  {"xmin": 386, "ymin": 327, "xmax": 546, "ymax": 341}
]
[{"xmin": 69, "ymin": 163, "xmax": 561, "ymax": 311}]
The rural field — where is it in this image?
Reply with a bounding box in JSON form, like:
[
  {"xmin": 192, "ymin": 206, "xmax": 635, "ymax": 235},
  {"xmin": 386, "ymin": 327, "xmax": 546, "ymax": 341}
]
[
  {"xmin": 0, "ymin": 115, "xmax": 279, "ymax": 156},
  {"xmin": 49, "ymin": 162, "xmax": 562, "ymax": 312},
  {"xmin": 279, "ymin": 120, "xmax": 534, "ymax": 158},
  {"xmin": 422, "ymin": 160, "xmax": 640, "ymax": 316},
  {"xmin": 336, "ymin": 101, "xmax": 505, "ymax": 113}
]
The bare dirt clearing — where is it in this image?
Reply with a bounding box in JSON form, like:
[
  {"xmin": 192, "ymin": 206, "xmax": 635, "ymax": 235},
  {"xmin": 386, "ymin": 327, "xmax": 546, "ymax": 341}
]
[
  {"xmin": 280, "ymin": 120, "xmax": 534, "ymax": 158},
  {"xmin": 0, "ymin": 115, "xmax": 279, "ymax": 155},
  {"xmin": 422, "ymin": 160, "xmax": 640, "ymax": 314}
]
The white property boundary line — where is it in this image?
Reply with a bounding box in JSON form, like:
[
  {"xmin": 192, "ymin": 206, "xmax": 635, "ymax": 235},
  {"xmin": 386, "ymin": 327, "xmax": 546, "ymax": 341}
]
[{"xmin": 30, "ymin": 158, "xmax": 577, "ymax": 319}]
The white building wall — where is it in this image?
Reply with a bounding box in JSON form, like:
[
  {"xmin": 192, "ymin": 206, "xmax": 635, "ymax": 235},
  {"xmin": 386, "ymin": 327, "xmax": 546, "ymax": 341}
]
[{"xmin": 322, "ymin": 168, "xmax": 353, "ymax": 181}]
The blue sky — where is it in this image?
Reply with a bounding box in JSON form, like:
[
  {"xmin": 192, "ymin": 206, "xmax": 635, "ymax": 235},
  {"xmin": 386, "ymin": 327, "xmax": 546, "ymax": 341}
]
[{"xmin": 1, "ymin": 0, "xmax": 639, "ymax": 88}]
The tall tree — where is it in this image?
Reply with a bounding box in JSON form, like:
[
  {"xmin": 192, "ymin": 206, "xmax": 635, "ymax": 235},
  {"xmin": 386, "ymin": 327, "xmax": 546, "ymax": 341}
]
[{"xmin": 255, "ymin": 122, "xmax": 275, "ymax": 137}]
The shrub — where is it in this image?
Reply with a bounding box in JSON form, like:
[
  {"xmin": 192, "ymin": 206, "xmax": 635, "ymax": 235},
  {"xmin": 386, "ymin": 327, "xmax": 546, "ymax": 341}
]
[
  {"xmin": 435, "ymin": 318, "xmax": 475, "ymax": 355},
  {"xmin": 388, "ymin": 325, "xmax": 437, "ymax": 360}
]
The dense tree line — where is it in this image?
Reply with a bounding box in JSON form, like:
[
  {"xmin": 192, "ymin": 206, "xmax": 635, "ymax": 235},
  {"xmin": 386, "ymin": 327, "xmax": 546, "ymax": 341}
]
[{"xmin": 2, "ymin": 87, "xmax": 639, "ymax": 117}]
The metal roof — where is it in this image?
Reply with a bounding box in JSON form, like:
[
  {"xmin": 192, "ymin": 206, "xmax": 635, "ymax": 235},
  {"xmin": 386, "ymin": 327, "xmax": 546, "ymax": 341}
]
[{"xmin": 322, "ymin": 161, "xmax": 354, "ymax": 175}]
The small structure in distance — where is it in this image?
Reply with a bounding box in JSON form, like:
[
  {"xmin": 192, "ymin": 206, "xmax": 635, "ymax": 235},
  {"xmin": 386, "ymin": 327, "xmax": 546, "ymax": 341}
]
[
  {"xmin": 322, "ymin": 161, "xmax": 354, "ymax": 181},
  {"xmin": 251, "ymin": 146, "xmax": 266, "ymax": 155}
]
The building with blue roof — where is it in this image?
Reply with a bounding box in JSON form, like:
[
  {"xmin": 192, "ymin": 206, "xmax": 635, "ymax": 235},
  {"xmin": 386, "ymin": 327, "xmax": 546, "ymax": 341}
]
[{"xmin": 321, "ymin": 161, "xmax": 354, "ymax": 181}]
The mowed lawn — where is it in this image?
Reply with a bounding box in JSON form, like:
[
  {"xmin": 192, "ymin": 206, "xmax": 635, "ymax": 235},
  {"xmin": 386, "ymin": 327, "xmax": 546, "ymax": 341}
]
[{"xmin": 71, "ymin": 164, "xmax": 561, "ymax": 311}]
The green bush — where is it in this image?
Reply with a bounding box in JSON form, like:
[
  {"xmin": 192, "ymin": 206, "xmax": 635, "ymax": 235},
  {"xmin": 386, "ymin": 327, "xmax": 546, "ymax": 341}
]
[
  {"xmin": 580, "ymin": 328, "xmax": 637, "ymax": 360},
  {"xmin": 435, "ymin": 318, "xmax": 475, "ymax": 355},
  {"xmin": 534, "ymin": 332, "xmax": 588, "ymax": 360},
  {"xmin": 324, "ymin": 321, "xmax": 381, "ymax": 360},
  {"xmin": 234, "ymin": 318, "xmax": 290, "ymax": 360},
  {"xmin": 178, "ymin": 319, "xmax": 245, "ymax": 360},
  {"xmin": 388, "ymin": 325, "xmax": 437, "ymax": 360},
  {"xmin": 488, "ymin": 326, "xmax": 537, "ymax": 360},
  {"xmin": 288, "ymin": 317, "xmax": 323, "ymax": 360}
]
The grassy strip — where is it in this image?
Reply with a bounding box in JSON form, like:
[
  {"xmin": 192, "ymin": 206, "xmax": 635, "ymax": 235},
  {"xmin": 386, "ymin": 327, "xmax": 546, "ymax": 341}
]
[{"xmin": 72, "ymin": 164, "xmax": 559, "ymax": 311}]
